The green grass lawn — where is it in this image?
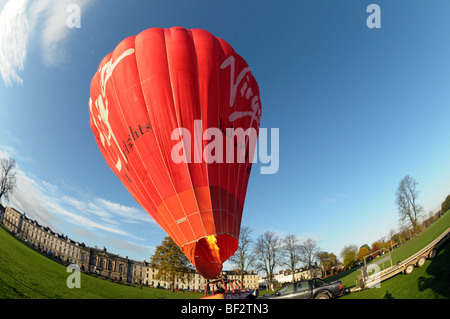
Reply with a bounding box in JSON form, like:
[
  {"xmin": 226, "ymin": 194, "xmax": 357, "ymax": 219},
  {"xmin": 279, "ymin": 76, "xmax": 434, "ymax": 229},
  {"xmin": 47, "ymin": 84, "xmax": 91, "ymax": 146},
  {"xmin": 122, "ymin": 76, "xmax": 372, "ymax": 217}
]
[
  {"xmin": 0, "ymin": 225, "xmax": 203, "ymax": 299},
  {"xmin": 340, "ymin": 241, "xmax": 450, "ymax": 299}
]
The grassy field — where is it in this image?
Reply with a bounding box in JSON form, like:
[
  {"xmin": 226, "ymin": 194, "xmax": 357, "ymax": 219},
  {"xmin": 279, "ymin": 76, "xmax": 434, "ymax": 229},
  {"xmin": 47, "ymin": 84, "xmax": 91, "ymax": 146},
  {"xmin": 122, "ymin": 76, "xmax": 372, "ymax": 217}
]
[
  {"xmin": 0, "ymin": 224, "xmax": 203, "ymax": 299},
  {"xmin": 340, "ymin": 243, "xmax": 449, "ymax": 299}
]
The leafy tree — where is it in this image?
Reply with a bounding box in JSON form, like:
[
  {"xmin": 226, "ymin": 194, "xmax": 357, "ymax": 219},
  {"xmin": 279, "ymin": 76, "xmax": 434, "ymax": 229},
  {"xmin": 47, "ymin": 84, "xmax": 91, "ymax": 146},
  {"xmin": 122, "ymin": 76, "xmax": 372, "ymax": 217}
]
[
  {"xmin": 399, "ymin": 224, "xmax": 413, "ymax": 241},
  {"xmin": 341, "ymin": 245, "xmax": 358, "ymax": 269},
  {"xmin": 0, "ymin": 157, "xmax": 17, "ymax": 205},
  {"xmin": 441, "ymin": 194, "xmax": 450, "ymax": 214},
  {"xmin": 371, "ymin": 241, "xmax": 382, "ymax": 257},
  {"xmin": 360, "ymin": 244, "xmax": 370, "ymax": 251},
  {"xmin": 388, "ymin": 228, "xmax": 397, "ymax": 248},
  {"xmin": 381, "ymin": 240, "xmax": 391, "ymax": 251},
  {"xmin": 317, "ymin": 251, "xmax": 338, "ymax": 276},
  {"xmin": 150, "ymin": 236, "xmax": 194, "ymax": 292},
  {"xmin": 391, "ymin": 232, "xmax": 401, "ymax": 245},
  {"xmin": 357, "ymin": 247, "xmax": 370, "ymax": 262}
]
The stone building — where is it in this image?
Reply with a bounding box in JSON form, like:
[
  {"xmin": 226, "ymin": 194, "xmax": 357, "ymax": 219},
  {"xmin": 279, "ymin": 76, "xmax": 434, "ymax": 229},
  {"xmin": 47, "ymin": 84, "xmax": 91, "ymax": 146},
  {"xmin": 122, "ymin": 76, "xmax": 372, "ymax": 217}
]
[
  {"xmin": 78, "ymin": 246, "xmax": 132, "ymax": 284},
  {"xmin": 2, "ymin": 206, "xmax": 84, "ymax": 264},
  {"xmin": 142, "ymin": 266, "xmax": 206, "ymax": 291},
  {"xmin": 1, "ymin": 206, "xmax": 258, "ymax": 291},
  {"xmin": 258, "ymin": 267, "xmax": 324, "ymax": 289},
  {"xmin": 221, "ymin": 269, "xmax": 259, "ymax": 290},
  {"xmin": 2, "ymin": 206, "xmax": 23, "ymax": 234}
]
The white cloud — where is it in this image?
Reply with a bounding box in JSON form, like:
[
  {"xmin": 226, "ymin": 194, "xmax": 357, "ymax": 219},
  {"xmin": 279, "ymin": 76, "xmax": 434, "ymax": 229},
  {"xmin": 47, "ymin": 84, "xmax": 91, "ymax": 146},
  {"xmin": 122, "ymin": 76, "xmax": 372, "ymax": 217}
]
[
  {"xmin": 0, "ymin": 0, "xmax": 95, "ymax": 86},
  {"xmin": 0, "ymin": 149, "xmax": 155, "ymax": 243},
  {"xmin": 10, "ymin": 169, "xmax": 63, "ymax": 231},
  {"xmin": 32, "ymin": 0, "xmax": 92, "ymax": 67},
  {"xmin": 93, "ymin": 197, "xmax": 153, "ymax": 225},
  {"xmin": 0, "ymin": 0, "xmax": 29, "ymax": 86},
  {"xmin": 0, "ymin": 144, "xmax": 33, "ymax": 163},
  {"xmin": 106, "ymin": 236, "xmax": 156, "ymax": 258}
]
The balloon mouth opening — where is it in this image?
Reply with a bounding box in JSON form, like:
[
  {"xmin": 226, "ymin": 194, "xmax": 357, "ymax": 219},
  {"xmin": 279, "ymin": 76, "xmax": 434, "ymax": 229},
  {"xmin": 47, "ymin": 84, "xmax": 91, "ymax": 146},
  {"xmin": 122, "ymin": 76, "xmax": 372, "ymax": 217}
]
[
  {"xmin": 182, "ymin": 234, "xmax": 238, "ymax": 279},
  {"xmin": 195, "ymin": 235, "xmax": 223, "ymax": 278}
]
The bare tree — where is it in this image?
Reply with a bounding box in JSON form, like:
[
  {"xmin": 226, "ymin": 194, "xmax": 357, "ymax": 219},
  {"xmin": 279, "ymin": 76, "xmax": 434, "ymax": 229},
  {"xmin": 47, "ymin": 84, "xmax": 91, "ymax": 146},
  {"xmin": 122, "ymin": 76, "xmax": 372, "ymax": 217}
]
[
  {"xmin": 254, "ymin": 231, "xmax": 282, "ymax": 290},
  {"xmin": 229, "ymin": 226, "xmax": 257, "ymax": 283},
  {"xmin": 395, "ymin": 175, "xmax": 424, "ymax": 232},
  {"xmin": 299, "ymin": 238, "xmax": 320, "ymax": 277},
  {"xmin": 0, "ymin": 157, "xmax": 17, "ymax": 205},
  {"xmin": 281, "ymin": 234, "xmax": 301, "ymax": 282}
]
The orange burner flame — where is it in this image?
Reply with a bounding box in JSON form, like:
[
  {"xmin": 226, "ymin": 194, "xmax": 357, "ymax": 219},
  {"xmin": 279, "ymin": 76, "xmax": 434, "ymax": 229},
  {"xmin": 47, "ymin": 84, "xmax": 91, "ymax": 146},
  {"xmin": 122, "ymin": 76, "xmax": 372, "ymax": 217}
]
[{"xmin": 206, "ymin": 235, "xmax": 221, "ymax": 262}]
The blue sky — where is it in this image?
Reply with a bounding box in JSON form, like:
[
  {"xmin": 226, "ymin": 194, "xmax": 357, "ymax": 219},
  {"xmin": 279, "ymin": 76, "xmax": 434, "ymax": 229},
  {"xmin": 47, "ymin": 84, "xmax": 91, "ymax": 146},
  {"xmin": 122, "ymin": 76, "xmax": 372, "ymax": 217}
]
[{"xmin": 1, "ymin": 0, "xmax": 450, "ymax": 270}]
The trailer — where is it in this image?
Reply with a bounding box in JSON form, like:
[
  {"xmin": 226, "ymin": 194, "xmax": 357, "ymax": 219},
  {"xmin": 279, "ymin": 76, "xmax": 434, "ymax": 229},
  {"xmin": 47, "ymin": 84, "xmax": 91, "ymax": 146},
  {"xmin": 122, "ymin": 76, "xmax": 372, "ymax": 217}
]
[{"xmin": 359, "ymin": 227, "xmax": 450, "ymax": 289}]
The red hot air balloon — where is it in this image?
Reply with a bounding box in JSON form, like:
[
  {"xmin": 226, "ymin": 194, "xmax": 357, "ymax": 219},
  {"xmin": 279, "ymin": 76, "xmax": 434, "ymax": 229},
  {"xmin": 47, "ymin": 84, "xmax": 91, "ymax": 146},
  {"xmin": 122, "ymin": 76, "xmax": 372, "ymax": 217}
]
[{"xmin": 89, "ymin": 27, "xmax": 261, "ymax": 279}]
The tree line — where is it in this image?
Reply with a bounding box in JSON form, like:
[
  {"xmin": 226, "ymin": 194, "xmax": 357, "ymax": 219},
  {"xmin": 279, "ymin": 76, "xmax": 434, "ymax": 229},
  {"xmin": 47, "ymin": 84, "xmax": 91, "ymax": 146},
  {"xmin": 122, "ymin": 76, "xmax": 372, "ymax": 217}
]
[
  {"xmin": 149, "ymin": 230, "xmax": 335, "ymax": 292},
  {"xmin": 228, "ymin": 227, "xmax": 338, "ymax": 290},
  {"xmin": 148, "ymin": 175, "xmax": 449, "ymax": 292}
]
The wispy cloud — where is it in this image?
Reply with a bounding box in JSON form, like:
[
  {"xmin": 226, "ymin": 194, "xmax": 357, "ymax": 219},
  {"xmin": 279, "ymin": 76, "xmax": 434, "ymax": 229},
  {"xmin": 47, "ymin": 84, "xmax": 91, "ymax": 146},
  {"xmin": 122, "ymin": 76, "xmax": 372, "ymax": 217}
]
[
  {"xmin": 0, "ymin": 144, "xmax": 33, "ymax": 163},
  {"xmin": 0, "ymin": 149, "xmax": 156, "ymax": 246},
  {"xmin": 0, "ymin": 0, "xmax": 95, "ymax": 86},
  {"xmin": 106, "ymin": 236, "xmax": 156, "ymax": 259},
  {"xmin": 31, "ymin": 0, "xmax": 93, "ymax": 67},
  {"xmin": 0, "ymin": 0, "xmax": 29, "ymax": 86}
]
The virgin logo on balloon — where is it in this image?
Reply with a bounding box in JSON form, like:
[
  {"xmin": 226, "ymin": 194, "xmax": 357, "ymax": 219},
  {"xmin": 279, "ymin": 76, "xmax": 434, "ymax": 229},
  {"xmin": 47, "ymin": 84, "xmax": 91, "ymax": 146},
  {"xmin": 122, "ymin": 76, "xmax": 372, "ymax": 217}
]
[
  {"xmin": 220, "ymin": 55, "xmax": 261, "ymax": 129},
  {"xmin": 89, "ymin": 26, "xmax": 278, "ymax": 279},
  {"xmin": 89, "ymin": 48, "xmax": 135, "ymax": 173}
]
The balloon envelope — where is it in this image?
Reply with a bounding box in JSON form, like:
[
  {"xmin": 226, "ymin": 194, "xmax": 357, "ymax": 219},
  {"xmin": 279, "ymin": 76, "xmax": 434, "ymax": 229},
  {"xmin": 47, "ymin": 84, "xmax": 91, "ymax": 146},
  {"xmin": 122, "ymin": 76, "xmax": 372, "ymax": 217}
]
[{"xmin": 89, "ymin": 27, "xmax": 261, "ymax": 279}]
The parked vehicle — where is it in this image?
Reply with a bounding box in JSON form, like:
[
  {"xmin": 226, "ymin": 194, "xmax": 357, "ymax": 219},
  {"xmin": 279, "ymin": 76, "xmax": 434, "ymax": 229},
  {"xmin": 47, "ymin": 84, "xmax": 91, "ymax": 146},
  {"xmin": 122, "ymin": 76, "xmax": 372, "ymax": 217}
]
[{"xmin": 259, "ymin": 278, "xmax": 342, "ymax": 299}]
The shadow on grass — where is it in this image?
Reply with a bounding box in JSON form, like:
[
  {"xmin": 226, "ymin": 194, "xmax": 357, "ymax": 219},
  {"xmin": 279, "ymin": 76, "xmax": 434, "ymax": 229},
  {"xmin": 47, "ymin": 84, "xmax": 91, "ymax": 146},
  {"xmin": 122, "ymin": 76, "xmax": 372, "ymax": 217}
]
[
  {"xmin": 383, "ymin": 290, "xmax": 394, "ymax": 299},
  {"xmin": 417, "ymin": 241, "xmax": 450, "ymax": 298}
]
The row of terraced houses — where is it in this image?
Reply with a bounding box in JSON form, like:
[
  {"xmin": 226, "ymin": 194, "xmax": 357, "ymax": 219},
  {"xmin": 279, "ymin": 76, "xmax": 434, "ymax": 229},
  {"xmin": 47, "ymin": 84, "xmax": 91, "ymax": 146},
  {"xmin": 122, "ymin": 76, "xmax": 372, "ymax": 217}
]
[{"xmin": 0, "ymin": 205, "xmax": 259, "ymax": 291}]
